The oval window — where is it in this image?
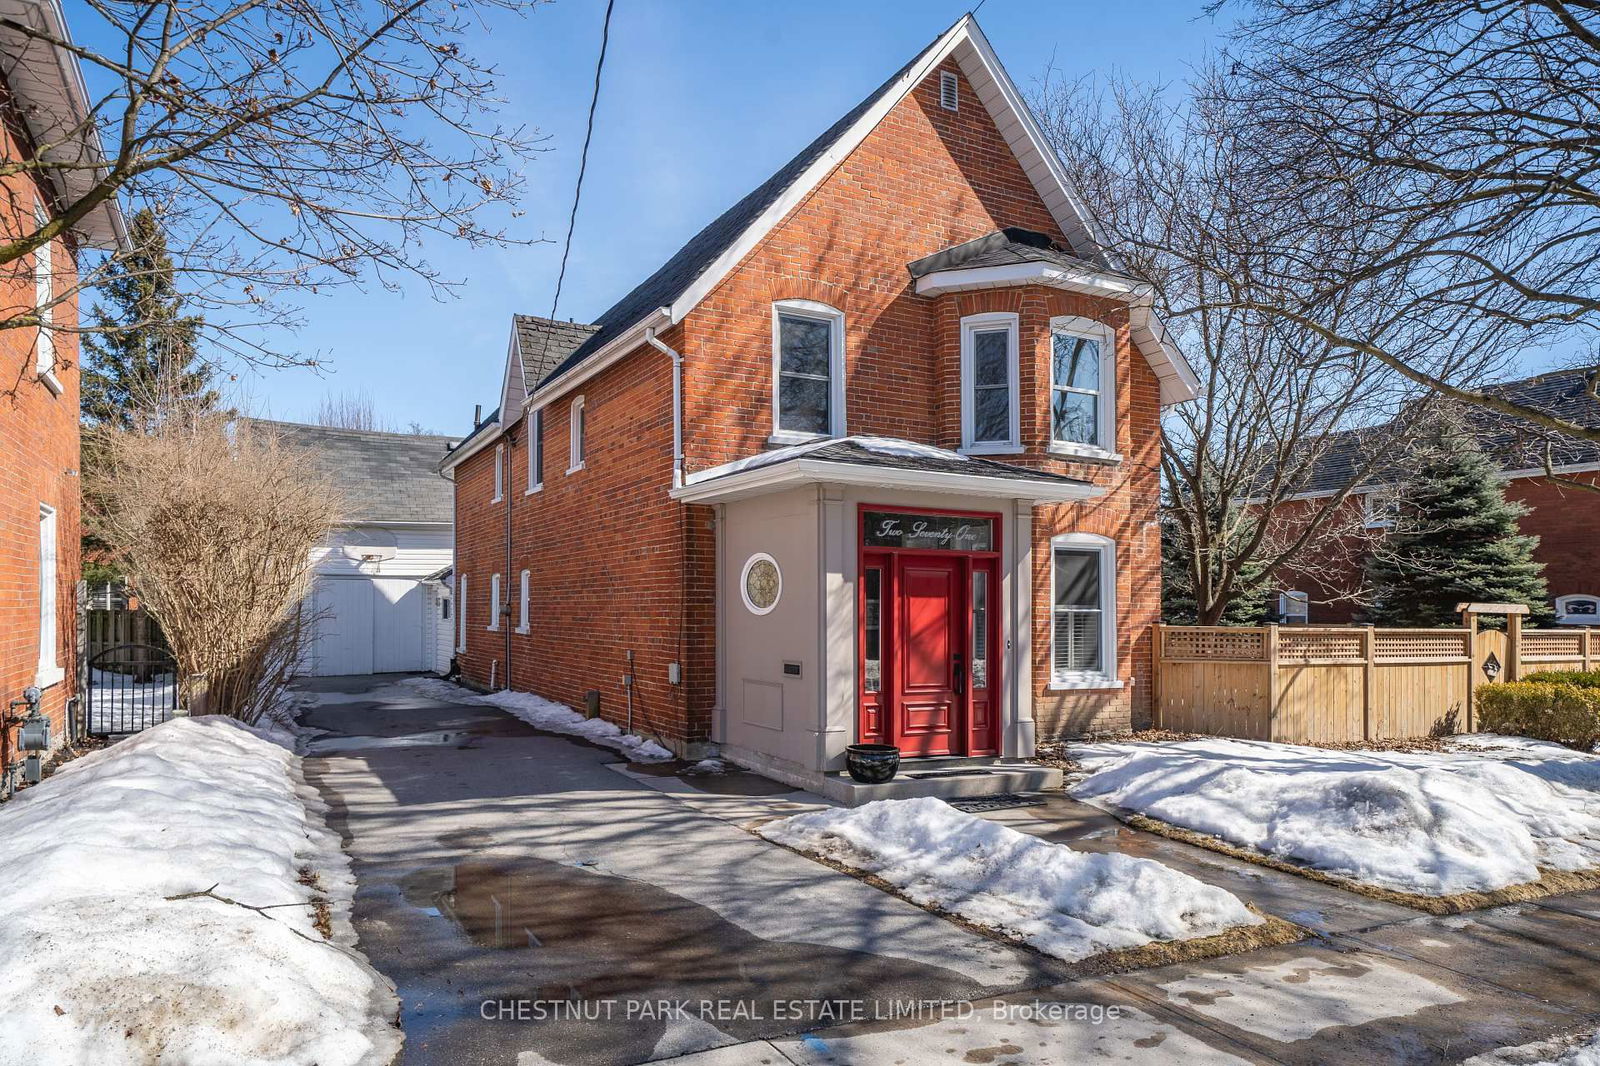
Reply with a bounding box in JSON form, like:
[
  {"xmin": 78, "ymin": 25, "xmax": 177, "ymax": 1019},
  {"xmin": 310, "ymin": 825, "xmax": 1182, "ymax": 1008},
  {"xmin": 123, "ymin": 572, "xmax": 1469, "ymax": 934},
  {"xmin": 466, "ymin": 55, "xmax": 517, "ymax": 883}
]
[{"xmin": 741, "ymin": 553, "xmax": 781, "ymax": 616}]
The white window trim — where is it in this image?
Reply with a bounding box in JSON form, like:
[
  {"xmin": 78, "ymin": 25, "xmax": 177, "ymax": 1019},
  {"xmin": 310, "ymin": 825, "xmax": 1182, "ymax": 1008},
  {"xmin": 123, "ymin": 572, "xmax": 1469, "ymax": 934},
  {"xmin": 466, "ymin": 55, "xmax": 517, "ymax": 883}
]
[
  {"xmin": 1554, "ymin": 594, "xmax": 1600, "ymax": 626},
  {"xmin": 34, "ymin": 206, "xmax": 61, "ymax": 395},
  {"xmin": 1279, "ymin": 590, "xmax": 1310, "ymax": 624},
  {"xmin": 492, "ymin": 443, "xmax": 504, "ymax": 502},
  {"xmin": 516, "ymin": 569, "xmax": 531, "ymax": 634},
  {"xmin": 959, "ymin": 312, "xmax": 1020, "ymax": 454},
  {"xmin": 36, "ymin": 502, "xmax": 62, "ymax": 688},
  {"xmin": 770, "ymin": 299, "xmax": 846, "ymax": 444},
  {"xmin": 525, "ymin": 408, "xmax": 544, "ymax": 494},
  {"xmin": 1049, "ymin": 532, "xmax": 1119, "ymax": 689},
  {"xmin": 456, "ymin": 574, "xmax": 468, "ymax": 651},
  {"xmin": 1046, "ymin": 315, "xmax": 1118, "ymax": 461},
  {"xmin": 487, "ymin": 573, "xmax": 502, "ymax": 630},
  {"xmin": 567, "ymin": 395, "xmax": 586, "ymax": 474},
  {"xmin": 1362, "ymin": 491, "xmax": 1398, "ymax": 530}
]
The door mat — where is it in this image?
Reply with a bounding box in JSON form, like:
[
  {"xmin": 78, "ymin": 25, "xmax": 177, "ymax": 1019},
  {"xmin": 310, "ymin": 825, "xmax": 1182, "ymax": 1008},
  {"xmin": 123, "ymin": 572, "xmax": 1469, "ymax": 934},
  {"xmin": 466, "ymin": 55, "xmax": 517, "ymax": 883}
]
[
  {"xmin": 946, "ymin": 794, "xmax": 1046, "ymax": 813},
  {"xmin": 905, "ymin": 768, "xmax": 994, "ymax": 780}
]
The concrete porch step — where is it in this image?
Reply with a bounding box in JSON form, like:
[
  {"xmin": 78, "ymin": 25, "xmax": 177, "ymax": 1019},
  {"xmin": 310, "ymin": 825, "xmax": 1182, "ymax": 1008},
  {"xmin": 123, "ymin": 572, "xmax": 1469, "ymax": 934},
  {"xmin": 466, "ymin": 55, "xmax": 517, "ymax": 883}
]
[{"xmin": 819, "ymin": 759, "xmax": 1062, "ymax": 807}]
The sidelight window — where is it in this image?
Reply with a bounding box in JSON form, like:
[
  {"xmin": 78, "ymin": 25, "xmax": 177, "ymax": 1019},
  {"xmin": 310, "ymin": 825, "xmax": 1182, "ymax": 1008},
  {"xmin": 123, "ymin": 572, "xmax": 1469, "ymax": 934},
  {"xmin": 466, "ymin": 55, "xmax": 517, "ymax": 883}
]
[{"xmin": 971, "ymin": 570, "xmax": 988, "ymax": 690}]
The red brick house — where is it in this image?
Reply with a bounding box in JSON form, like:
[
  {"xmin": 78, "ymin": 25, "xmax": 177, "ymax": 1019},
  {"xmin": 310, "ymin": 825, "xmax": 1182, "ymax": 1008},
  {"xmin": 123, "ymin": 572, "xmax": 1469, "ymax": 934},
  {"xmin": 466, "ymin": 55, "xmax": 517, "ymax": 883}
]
[
  {"xmin": 1267, "ymin": 370, "xmax": 1600, "ymax": 625},
  {"xmin": 443, "ymin": 17, "xmax": 1197, "ymax": 794},
  {"xmin": 0, "ymin": 0, "xmax": 125, "ymax": 767}
]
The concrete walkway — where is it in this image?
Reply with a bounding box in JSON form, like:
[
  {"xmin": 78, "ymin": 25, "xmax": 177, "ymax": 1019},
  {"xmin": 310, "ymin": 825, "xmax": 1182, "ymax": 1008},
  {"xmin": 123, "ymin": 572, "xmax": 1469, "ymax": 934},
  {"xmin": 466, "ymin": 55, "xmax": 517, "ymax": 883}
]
[{"xmin": 301, "ymin": 675, "xmax": 1600, "ymax": 1066}]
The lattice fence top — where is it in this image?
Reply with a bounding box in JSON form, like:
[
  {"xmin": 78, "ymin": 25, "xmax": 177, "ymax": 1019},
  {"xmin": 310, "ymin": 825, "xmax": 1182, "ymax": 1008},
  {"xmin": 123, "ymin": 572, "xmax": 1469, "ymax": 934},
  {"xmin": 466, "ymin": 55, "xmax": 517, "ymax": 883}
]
[
  {"xmin": 1521, "ymin": 629, "xmax": 1588, "ymax": 659},
  {"xmin": 1162, "ymin": 627, "xmax": 1265, "ymax": 661},
  {"xmin": 1373, "ymin": 629, "xmax": 1470, "ymax": 661},
  {"xmin": 1279, "ymin": 629, "xmax": 1365, "ymax": 662}
]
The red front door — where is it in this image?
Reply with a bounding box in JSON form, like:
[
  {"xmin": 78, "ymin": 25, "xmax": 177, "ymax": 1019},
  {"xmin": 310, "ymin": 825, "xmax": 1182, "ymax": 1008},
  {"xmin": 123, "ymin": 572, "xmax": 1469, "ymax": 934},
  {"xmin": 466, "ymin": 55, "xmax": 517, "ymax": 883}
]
[{"xmin": 895, "ymin": 557, "xmax": 961, "ymax": 757}]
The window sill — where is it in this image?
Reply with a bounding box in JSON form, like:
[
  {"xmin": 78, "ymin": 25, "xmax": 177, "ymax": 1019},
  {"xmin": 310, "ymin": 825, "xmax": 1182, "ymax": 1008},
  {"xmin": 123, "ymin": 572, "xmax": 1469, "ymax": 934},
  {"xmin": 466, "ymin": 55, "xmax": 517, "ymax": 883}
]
[
  {"xmin": 524, "ymin": 484, "xmax": 543, "ymax": 496},
  {"xmin": 486, "ymin": 625, "xmax": 500, "ymax": 633},
  {"xmin": 768, "ymin": 431, "xmax": 831, "ymax": 447},
  {"xmin": 491, "ymin": 494, "xmax": 503, "ymax": 504},
  {"xmin": 565, "ymin": 463, "xmax": 585, "ymax": 476},
  {"xmin": 960, "ymin": 443, "xmax": 1023, "ymax": 456},
  {"xmin": 1047, "ymin": 442, "xmax": 1122, "ymax": 464},
  {"xmin": 514, "ymin": 626, "xmax": 530, "ymax": 636},
  {"xmin": 35, "ymin": 664, "xmax": 64, "ymax": 689},
  {"xmin": 1048, "ymin": 675, "xmax": 1126, "ymax": 691},
  {"xmin": 38, "ymin": 369, "xmax": 63, "ymax": 396}
]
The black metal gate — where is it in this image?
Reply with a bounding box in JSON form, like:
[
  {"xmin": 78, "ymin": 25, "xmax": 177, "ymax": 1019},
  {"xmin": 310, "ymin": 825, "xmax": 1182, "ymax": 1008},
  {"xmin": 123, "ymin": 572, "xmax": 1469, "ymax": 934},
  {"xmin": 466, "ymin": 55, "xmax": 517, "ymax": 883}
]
[{"xmin": 86, "ymin": 644, "xmax": 180, "ymax": 736}]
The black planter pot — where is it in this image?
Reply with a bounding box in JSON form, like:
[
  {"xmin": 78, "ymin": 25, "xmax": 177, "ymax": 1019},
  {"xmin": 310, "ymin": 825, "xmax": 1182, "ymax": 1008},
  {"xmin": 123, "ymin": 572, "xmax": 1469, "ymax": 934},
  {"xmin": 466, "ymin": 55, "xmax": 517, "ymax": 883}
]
[{"xmin": 846, "ymin": 743, "xmax": 901, "ymax": 784}]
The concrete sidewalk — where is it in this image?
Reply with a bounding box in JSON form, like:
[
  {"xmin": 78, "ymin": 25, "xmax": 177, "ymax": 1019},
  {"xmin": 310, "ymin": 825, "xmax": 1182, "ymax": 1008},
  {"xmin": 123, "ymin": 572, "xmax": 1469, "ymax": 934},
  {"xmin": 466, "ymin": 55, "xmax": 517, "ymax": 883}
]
[{"xmin": 301, "ymin": 675, "xmax": 1600, "ymax": 1066}]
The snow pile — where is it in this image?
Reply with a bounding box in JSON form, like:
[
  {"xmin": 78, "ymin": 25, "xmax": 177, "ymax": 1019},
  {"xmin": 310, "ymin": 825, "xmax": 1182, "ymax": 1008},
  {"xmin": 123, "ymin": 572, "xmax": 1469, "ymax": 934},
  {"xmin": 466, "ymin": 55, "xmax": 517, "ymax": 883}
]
[
  {"xmin": 0, "ymin": 716, "xmax": 397, "ymax": 1065},
  {"xmin": 1073, "ymin": 738, "xmax": 1600, "ymax": 895},
  {"xmin": 685, "ymin": 434, "xmax": 967, "ymax": 484},
  {"xmin": 1465, "ymin": 1028, "xmax": 1600, "ymax": 1066},
  {"xmin": 759, "ymin": 797, "xmax": 1261, "ymax": 960},
  {"xmin": 402, "ymin": 676, "xmax": 673, "ymax": 761}
]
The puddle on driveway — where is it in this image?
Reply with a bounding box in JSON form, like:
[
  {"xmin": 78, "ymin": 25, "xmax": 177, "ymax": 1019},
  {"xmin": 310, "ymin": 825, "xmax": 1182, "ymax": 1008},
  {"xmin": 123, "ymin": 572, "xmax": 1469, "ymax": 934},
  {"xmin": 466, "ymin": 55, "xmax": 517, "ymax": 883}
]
[
  {"xmin": 392, "ymin": 855, "xmax": 1040, "ymax": 1065},
  {"xmin": 308, "ymin": 716, "xmax": 544, "ymax": 754},
  {"xmin": 624, "ymin": 760, "xmax": 797, "ymax": 797}
]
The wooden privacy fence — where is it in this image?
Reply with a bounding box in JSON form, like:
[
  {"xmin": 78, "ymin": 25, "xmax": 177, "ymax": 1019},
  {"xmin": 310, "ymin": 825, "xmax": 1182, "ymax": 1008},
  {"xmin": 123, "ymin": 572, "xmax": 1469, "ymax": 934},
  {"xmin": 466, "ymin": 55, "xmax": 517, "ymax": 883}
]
[{"xmin": 1154, "ymin": 623, "xmax": 1600, "ymax": 743}]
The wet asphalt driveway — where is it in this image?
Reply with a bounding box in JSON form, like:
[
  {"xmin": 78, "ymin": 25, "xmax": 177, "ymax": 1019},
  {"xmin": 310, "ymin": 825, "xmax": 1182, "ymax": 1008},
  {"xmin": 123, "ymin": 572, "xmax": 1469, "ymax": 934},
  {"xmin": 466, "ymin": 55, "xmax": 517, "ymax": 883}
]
[{"xmin": 300, "ymin": 675, "xmax": 1600, "ymax": 1066}]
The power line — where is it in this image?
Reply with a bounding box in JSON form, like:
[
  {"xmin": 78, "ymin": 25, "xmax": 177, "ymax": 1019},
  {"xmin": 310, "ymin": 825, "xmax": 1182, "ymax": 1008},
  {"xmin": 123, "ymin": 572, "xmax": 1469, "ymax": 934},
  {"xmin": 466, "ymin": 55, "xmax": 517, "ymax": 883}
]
[{"xmin": 537, "ymin": 0, "xmax": 615, "ymax": 368}]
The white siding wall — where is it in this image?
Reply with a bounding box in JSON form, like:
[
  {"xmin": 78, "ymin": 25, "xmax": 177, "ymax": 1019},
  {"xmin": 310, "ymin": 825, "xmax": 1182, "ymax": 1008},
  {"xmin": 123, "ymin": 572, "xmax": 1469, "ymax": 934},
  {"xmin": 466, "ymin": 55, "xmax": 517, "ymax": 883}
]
[{"xmin": 309, "ymin": 524, "xmax": 453, "ymax": 579}]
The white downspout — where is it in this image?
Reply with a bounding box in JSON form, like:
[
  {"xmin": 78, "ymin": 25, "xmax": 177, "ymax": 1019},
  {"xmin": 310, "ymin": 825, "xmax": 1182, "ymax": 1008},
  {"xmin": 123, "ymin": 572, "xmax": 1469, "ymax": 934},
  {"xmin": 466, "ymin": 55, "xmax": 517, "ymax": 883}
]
[{"xmin": 645, "ymin": 327, "xmax": 685, "ymax": 489}]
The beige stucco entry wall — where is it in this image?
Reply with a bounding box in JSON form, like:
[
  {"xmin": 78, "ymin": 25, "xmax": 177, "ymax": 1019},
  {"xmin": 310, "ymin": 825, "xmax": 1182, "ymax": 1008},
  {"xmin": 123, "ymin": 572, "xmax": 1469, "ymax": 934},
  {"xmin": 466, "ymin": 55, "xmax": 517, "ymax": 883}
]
[{"xmin": 713, "ymin": 483, "xmax": 1037, "ymax": 787}]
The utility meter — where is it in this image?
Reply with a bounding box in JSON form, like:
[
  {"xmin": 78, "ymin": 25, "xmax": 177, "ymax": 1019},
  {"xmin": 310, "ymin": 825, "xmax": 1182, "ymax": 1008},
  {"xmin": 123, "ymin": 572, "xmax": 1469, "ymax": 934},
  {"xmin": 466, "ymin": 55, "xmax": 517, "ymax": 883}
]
[{"xmin": 18, "ymin": 713, "xmax": 50, "ymax": 752}]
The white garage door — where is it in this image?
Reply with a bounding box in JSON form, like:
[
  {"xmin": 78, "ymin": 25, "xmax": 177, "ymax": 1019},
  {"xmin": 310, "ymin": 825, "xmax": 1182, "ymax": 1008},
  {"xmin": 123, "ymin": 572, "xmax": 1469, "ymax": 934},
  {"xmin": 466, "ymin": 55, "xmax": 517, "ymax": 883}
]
[{"xmin": 309, "ymin": 577, "xmax": 428, "ymax": 676}]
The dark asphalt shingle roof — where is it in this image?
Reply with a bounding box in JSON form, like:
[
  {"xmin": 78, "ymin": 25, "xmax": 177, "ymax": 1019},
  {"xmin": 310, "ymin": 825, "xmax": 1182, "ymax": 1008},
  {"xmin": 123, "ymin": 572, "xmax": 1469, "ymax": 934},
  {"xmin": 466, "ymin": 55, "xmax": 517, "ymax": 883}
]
[
  {"xmin": 1292, "ymin": 370, "xmax": 1600, "ymax": 495},
  {"xmin": 256, "ymin": 420, "xmax": 457, "ymax": 524},
  {"xmin": 534, "ymin": 28, "xmax": 953, "ymax": 390},
  {"xmin": 693, "ymin": 438, "xmax": 1093, "ymax": 488},
  {"xmin": 906, "ymin": 227, "xmax": 1093, "ymax": 278},
  {"xmin": 514, "ymin": 315, "xmax": 600, "ymax": 384}
]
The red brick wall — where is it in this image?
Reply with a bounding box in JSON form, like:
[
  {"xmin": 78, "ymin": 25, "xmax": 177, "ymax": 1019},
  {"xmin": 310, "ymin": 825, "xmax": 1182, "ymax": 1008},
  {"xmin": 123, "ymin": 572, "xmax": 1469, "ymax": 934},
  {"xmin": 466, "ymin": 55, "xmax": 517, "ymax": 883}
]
[
  {"xmin": 454, "ymin": 58, "xmax": 1162, "ymax": 744},
  {"xmin": 0, "ymin": 104, "xmax": 81, "ymax": 760},
  {"xmin": 1268, "ymin": 470, "xmax": 1600, "ymax": 623}
]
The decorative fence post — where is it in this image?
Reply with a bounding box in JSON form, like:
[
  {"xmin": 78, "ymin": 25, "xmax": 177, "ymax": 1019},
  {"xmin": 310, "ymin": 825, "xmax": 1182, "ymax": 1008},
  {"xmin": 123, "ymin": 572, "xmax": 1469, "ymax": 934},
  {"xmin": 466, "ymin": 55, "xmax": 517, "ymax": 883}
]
[
  {"xmin": 1264, "ymin": 624, "xmax": 1280, "ymax": 738},
  {"xmin": 1362, "ymin": 625, "xmax": 1376, "ymax": 742}
]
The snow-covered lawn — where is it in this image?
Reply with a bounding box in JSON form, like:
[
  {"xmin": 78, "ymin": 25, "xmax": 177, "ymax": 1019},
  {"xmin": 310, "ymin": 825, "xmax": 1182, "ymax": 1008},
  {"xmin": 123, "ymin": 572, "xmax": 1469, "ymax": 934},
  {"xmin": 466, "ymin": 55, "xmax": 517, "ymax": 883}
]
[
  {"xmin": 0, "ymin": 716, "xmax": 398, "ymax": 1066},
  {"xmin": 1073, "ymin": 735, "xmax": 1600, "ymax": 896},
  {"xmin": 1466, "ymin": 1028, "xmax": 1600, "ymax": 1066},
  {"xmin": 402, "ymin": 675, "xmax": 672, "ymax": 761},
  {"xmin": 758, "ymin": 796, "xmax": 1263, "ymax": 961}
]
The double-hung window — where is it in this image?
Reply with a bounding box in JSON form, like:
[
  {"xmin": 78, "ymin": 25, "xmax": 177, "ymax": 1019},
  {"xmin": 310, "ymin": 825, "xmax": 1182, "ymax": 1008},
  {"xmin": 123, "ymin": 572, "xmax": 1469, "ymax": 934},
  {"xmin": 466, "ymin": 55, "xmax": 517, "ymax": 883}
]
[
  {"xmin": 37, "ymin": 503, "xmax": 61, "ymax": 687},
  {"xmin": 568, "ymin": 396, "xmax": 586, "ymax": 473},
  {"xmin": 771, "ymin": 300, "xmax": 845, "ymax": 442},
  {"xmin": 526, "ymin": 408, "xmax": 544, "ymax": 492},
  {"xmin": 1049, "ymin": 317, "xmax": 1116, "ymax": 459},
  {"xmin": 1051, "ymin": 533, "xmax": 1116, "ymax": 686},
  {"xmin": 960, "ymin": 313, "xmax": 1019, "ymax": 452},
  {"xmin": 516, "ymin": 570, "xmax": 530, "ymax": 634},
  {"xmin": 34, "ymin": 207, "xmax": 60, "ymax": 394},
  {"xmin": 456, "ymin": 575, "xmax": 468, "ymax": 651},
  {"xmin": 492, "ymin": 443, "xmax": 504, "ymax": 502},
  {"xmin": 487, "ymin": 573, "xmax": 501, "ymax": 631}
]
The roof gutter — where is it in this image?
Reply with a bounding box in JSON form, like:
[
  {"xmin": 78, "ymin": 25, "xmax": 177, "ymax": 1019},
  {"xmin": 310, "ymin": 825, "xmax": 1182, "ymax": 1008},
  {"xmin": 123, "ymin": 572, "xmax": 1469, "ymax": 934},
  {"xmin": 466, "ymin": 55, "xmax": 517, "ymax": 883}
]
[{"xmin": 669, "ymin": 458, "xmax": 1105, "ymax": 505}]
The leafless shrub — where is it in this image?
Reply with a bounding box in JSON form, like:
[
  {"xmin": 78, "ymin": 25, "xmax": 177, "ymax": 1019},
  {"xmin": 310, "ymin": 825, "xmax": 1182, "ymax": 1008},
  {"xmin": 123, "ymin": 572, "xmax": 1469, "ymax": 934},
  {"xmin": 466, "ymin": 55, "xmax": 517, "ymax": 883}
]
[{"xmin": 88, "ymin": 410, "xmax": 340, "ymax": 723}]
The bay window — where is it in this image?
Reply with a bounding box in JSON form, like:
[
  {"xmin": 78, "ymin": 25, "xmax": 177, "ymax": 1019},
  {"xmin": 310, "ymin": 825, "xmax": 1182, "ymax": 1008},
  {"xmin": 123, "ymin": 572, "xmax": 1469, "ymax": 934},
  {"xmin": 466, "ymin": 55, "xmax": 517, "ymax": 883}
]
[
  {"xmin": 960, "ymin": 312, "xmax": 1019, "ymax": 452},
  {"xmin": 1049, "ymin": 317, "xmax": 1117, "ymax": 459}
]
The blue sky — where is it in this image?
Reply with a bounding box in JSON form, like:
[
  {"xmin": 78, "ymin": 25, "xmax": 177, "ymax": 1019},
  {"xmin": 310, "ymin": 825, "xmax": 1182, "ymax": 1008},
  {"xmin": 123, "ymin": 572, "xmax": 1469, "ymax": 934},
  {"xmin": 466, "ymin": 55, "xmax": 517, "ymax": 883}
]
[{"xmin": 165, "ymin": 1, "xmax": 1235, "ymax": 432}]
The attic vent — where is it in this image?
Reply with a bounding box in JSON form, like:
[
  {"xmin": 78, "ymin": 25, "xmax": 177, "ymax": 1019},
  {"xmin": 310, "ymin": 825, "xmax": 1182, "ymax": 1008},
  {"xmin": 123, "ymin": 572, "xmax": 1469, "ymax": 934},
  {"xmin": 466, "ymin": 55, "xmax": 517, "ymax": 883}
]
[{"xmin": 940, "ymin": 71, "xmax": 959, "ymax": 111}]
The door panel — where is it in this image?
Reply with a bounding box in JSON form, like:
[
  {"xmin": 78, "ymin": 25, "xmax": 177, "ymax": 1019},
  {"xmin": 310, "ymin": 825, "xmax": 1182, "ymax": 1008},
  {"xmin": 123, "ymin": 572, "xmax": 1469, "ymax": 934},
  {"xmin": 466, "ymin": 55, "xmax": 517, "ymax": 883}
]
[
  {"xmin": 895, "ymin": 560, "xmax": 960, "ymax": 757},
  {"xmin": 312, "ymin": 578, "xmax": 374, "ymax": 676},
  {"xmin": 372, "ymin": 578, "xmax": 426, "ymax": 672}
]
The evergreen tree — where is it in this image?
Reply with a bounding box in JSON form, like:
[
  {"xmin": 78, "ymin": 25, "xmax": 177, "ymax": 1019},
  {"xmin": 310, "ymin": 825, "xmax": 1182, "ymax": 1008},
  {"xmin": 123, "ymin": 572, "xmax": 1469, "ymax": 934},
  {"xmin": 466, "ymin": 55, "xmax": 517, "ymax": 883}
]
[
  {"xmin": 81, "ymin": 209, "xmax": 217, "ymax": 428},
  {"xmin": 1362, "ymin": 411, "xmax": 1548, "ymax": 627}
]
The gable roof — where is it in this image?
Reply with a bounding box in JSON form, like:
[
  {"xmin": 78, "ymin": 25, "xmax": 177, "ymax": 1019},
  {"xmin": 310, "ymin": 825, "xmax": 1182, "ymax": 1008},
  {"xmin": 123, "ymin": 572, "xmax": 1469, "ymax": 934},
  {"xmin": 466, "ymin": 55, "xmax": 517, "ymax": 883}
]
[
  {"xmin": 515, "ymin": 315, "xmax": 600, "ymax": 384},
  {"xmin": 1288, "ymin": 369, "xmax": 1600, "ymax": 497},
  {"xmin": 525, "ymin": 14, "xmax": 1164, "ymax": 407},
  {"xmin": 256, "ymin": 419, "xmax": 458, "ymax": 525}
]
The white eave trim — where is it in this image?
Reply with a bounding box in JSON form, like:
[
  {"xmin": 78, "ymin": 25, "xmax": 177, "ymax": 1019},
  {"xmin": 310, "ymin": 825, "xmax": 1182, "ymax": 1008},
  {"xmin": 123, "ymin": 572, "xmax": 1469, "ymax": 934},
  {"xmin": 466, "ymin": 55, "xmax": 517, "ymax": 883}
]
[
  {"xmin": 438, "ymin": 420, "xmax": 503, "ymax": 475},
  {"xmin": 522, "ymin": 307, "xmax": 671, "ymax": 411},
  {"xmin": 669, "ymin": 457, "xmax": 1104, "ymax": 505},
  {"xmin": 915, "ymin": 261, "xmax": 1199, "ymax": 406}
]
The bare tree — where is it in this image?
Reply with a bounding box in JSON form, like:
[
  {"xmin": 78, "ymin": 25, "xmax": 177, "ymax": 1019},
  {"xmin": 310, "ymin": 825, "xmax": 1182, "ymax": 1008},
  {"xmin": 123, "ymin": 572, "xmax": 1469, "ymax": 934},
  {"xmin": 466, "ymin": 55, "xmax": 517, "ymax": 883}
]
[
  {"xmin": 1034, "ymin": 75, "xmax": 1432, "ymax": 623},
  {"xmin": 315, "ymin": 388, "xmax": 388, "ymax": 432},
  {"xmin": 3, "ymin": 0, "xmax": 548, "ymax": 382},
  {"xmin": 87, "ymin": 409, "xmax": 342, "ymax": 722},
  {"xmin": 1210, "ymin": 0, "xmax": 1600, "ymax": 453}
]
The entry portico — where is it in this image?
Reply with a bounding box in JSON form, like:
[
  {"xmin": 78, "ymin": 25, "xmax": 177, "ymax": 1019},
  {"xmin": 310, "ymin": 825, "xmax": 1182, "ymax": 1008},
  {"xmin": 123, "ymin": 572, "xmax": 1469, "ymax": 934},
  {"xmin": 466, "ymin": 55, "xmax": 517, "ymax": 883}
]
[{"xmin": 675, "ymin": 437, "xmax": 1099, "ymax": 799}]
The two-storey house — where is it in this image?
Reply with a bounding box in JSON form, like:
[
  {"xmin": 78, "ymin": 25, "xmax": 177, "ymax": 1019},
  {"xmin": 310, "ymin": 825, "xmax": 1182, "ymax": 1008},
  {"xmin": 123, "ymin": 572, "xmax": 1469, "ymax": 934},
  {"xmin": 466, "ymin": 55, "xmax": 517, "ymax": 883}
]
[
  {"xmin": 443, "ymin": 16, "xmax": 1197, "ymax": 795},
  {"xmin": 0, "ymin": 0, "xmax": 125, "ymax": 767}
]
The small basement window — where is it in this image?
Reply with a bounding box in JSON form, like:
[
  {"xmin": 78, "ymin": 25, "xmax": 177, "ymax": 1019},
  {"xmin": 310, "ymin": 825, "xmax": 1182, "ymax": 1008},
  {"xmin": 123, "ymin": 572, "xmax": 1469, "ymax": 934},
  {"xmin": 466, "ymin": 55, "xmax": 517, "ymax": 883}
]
[{"xmin": 1555, "ymin": 594, "xmax": 1600, "ymax": 626}]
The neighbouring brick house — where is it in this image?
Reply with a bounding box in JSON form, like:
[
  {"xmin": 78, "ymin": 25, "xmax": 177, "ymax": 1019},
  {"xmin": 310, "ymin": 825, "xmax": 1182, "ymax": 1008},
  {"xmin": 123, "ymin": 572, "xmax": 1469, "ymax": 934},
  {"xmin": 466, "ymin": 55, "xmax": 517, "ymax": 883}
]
[
  {"xmin": 1267, "ymin": 369, "xmax": 1600, "ymax": 625},
  {"xmin": 0, "ymin": 0, "xmax": 125, "ymax": 767},
  {"xmin": 443, "ymin": 16, "xmax": 1197, "ymax": 793}
]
